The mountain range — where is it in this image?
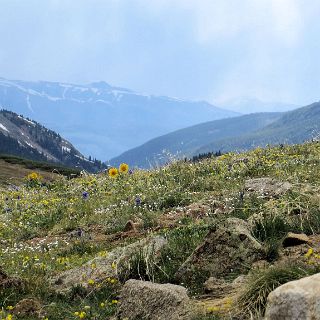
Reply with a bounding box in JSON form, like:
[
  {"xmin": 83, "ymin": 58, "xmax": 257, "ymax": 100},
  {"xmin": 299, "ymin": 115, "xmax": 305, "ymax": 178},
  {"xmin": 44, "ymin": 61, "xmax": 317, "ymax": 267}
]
[
  {"xmin": 110, "ymin": 101, "xmax": 320, "ymax": 168},
  {"xmin": 0, "ymin": 109, "xmax": 106, "ymax": 172},
  {"xmin": 0, "ymin": 77, "xmax": 238, "ymax": 160}
]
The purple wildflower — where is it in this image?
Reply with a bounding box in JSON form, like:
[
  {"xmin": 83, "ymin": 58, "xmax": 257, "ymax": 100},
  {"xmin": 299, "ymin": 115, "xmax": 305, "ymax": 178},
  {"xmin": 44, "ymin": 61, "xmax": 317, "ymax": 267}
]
[{"xmin": 82, "ymin": 191, "xmax": 89, "ymax": 200}]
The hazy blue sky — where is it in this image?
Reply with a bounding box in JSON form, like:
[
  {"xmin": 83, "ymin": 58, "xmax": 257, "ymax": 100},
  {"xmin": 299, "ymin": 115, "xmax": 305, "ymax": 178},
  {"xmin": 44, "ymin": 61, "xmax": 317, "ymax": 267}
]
[{"xmin": 1, "ymin": 0, "xmax": 320, "ymax": 106}]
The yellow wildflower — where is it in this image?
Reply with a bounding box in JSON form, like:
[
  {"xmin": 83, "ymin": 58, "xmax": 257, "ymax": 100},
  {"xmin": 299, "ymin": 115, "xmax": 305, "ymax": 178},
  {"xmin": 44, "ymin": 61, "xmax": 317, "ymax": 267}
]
[
  {"xmin": 88, "ymin": 279, "xmax": 95, "ymax": 285},
  {"xmin": 26, "ymin": 172, "xmax": 41, "ymax": 181},
  {"xmin": 108, "ymin": 168, "xmax": 119, "ymax": 178},
  {"xmin": 119, "ymin": 163, "xmax": 129, "ymax": 174},
  {"xmin": 305, "ymin": 248, "xmax": 314, "ymax": 258}
]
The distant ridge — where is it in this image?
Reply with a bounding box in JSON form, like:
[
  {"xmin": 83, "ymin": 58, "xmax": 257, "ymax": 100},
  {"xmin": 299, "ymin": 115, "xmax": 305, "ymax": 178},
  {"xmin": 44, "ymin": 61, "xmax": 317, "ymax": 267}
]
[
  {"xmin": 0, "ymin": 77, "xmax": 239, "ymax": 160},
  {"xmin": 0, "ymin": 109, "xmax": 106, "ymax": 172},
  {"xmin": 110, "ymin": 101, "xmax": 320, "ymax": 168}
]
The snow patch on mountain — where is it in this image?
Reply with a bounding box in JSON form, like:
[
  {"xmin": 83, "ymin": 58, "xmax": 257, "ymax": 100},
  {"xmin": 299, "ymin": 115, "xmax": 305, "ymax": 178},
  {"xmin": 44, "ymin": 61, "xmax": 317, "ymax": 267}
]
[{"xmin": 0, "ymin": 123, "xmax": 9, "ymax": 132}]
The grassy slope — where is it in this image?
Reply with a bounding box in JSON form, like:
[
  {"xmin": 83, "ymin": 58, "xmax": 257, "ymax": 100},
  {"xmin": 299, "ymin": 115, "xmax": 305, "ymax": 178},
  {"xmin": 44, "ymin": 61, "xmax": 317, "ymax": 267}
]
[
  {"xmin": 1, "ymin": 142, "xmax": 320, "ymax": 319},
  {"xmin": 0, "ymin": 154, "xmax": 80, "ymax": 186}
]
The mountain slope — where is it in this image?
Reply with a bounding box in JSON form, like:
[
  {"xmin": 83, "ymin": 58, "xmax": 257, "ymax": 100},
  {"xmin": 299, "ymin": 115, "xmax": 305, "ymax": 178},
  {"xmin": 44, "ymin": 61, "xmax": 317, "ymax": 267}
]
[
  {"xmin": 0, "ymin": 77, "xmax": 239, "ymax": 160},
  {"xmin": 109, "ymin": 112, "xmax": 283, "ymax": 168},
  {"xmin": 110, "ymin": 101, "xmax": 320, "ymax": 168},
  {"xmin": 196, "ymin": 101, "xmax": 320, "ymax": 154},
  {"xmin": 0, "ymin": 109, "xmax": 106, "ymax": 172}
]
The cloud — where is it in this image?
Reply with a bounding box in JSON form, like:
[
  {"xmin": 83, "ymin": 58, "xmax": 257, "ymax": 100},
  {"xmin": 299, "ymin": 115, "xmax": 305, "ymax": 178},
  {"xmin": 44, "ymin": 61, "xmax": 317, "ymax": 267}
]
[{"xmin": 0, "ymin": 0, "xmax": 319, "ymax": 106}]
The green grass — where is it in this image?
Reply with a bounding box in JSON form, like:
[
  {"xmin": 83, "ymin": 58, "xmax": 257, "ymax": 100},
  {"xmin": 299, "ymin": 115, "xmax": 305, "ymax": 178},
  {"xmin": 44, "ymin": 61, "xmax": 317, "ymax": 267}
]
[
  {"xmin": 1, "ymin": 141, "xmax": 320, "ymax": 318},
  {"xmin": 236, "ymin": 262, "xmax": 320, "ymax": 318}
]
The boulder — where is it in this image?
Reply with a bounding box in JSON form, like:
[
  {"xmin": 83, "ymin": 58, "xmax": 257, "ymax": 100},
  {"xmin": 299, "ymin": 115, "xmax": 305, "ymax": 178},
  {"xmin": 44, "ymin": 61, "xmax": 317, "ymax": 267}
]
[
  {"xmin": 13, "ymin": 298, "xmax": 42, "ymax": 318},
  {"xmin": 176, "ymin": 218, "xmax": 262, "ymax": 283},
  {"xmin": 265, "ymin": 273, "xmax": 320, "ymax": 320},
  {"xmin": 282, "ymin": 233, "xmax": 310, "ymax": 248},
  {"xmin": 51, "ymin": 235, "xmax": 167, "ymax": 293},
  {"xmin": 245, "ymin": 178, "xmax": 292, "ymax": 198},
  {"xmin": 116, "ymin": 280, "xmax": 199, "ymax": 320}
]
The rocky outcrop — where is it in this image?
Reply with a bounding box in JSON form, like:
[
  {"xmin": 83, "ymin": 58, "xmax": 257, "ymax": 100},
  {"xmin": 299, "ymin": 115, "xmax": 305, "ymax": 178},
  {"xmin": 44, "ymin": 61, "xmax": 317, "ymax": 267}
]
[
  {"xmin": 176, "ymin": 218, "xmax": 262, "ymax": 283},
  {"xmin": 265, "ymin": 273, "xmax": 320, "ymax": 320},
  {"xmin": 51, "ymin": 235, "xmax": 167, "ymax": 293},
  {"xmin": 245, "ymin": 178, "xmax": 292, "ymax": 198},
  {"xmin": 13, "ymin": 298, "xmax": 42, "ymax": 318},
  {"xmin": 116, "ymin": 280, "xmax": 199, "ymax": 320},
  {"xmin": 282, "ymin": 232, "xmax": 310, "ymax": 248}
]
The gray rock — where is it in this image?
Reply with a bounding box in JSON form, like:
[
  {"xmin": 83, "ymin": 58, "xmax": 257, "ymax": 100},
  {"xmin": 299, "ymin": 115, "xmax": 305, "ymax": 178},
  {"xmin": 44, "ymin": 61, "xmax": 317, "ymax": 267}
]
[
  {"xmin": 176, "ymin": 218, "xmax": 262, "ymax": 283},
  {"xmin": 282, "ymin": 232, "xmax": 310, "ymax": 248},
  {"xmin": 116, "ymin": 280, "xmax": 198, "ymax": 320},
  {"xmin": 51, "ymin": 235, "xmax": 167, "ymax": 293},
  {"xmin": 203, "ymin": 277, "xmax": 234, "ymax": 297},
  {"xmin": 245, "ymin": 177, "xmax": 292, "ymax": 198},
  {"xmin": 265, "ymin": 273, "xmax": 320, "ymax": 320}
]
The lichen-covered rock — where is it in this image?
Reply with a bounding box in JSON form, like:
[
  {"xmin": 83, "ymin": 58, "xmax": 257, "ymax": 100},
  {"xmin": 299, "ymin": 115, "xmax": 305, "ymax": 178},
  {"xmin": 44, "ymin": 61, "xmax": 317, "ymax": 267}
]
[
  {"xmin": 116, "ymin": 280, "xmax": 199, "ymax": 320},
  {"xmin": 245, "ymin": 177, "xmax": 292, "ymax": 198},
  {"xmin": 265, "ymin": 273, "xmax": 320, "ymax": 320},
  {"xmin": 13, "ymin": 298, "xmax": 42, "ymax": 318},
  {"xmin": 282, "ymin": 232, "xmax": 310, "ymax": 248},
  {"xmin": 204, "ymin": 277, "xmax": 235, "ymax": 297},
  {"xmin": 51, "ymin": 235, "xmax": 167, "ymax": 293},
  {"xmin": 175, "ymin": 218, "xmax": 262, "ymax": 283}
]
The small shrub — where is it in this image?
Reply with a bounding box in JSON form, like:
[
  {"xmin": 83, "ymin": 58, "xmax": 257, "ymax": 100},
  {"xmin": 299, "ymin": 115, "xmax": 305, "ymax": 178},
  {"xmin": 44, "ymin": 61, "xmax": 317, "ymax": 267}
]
[{"xmin": 236, "ymin": 263, "xmax": 318, "ymax": 318}]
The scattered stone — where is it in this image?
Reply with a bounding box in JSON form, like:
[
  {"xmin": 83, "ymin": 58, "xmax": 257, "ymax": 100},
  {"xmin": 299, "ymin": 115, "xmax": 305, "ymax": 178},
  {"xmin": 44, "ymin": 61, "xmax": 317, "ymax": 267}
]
[
  {"xmin": 203, "ymin": 277, "xmax": 234, "ymax": 297},
  {"xmin": 51, "ymin": 235, "xmax": 167, "ymax": 293},
  {"xmin": 175, "ymin": 218, "xmax": 262, "ymax": 283},
  {"xmin": 13, "ymin": 298, "xmax": 42, "ymax": 318},
  {"xmin": 283, "ymin": 232, "xmax": 310, "ymax": 248},
  {"xmin": 244, "ymin": 177, "xmax": 292, "ymax": 198},
  {"xmin": 116, "ymin": 280, "xmax": 199, "ymax": 320},
  {"xmin": 265, "ymin": 273, "xmax": 320, "ymax": 320},
  {"xmin": 123, "ymin": 220, "xmax": 141, "ymax": 233}
]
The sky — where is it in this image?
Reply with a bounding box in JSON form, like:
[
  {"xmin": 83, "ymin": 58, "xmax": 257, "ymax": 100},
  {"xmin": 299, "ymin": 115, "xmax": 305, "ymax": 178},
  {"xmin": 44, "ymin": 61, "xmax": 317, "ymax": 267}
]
[{"xmin": 1, "ymin": 0, "xmax": 320, "ymax": 106}]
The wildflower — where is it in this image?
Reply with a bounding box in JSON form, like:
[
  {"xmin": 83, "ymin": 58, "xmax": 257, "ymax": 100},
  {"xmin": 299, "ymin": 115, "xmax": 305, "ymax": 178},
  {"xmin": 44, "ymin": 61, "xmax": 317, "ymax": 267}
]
[
  {"xmin": 100, "ymin": 302, "xmax": 105, "ymax": 308},
  {"xmin": 135, "ymin": 196, "xmax": 141, "ymax": 206},
  {"xmin": 111, "ymin": 300, "xmax": 118, "ymax": 304},
  {"xmin": 79, "ymin": 311, "xmax": 86, "ymax": 319},
  {"xmin": 88, "ymin": 279, "xmax": 95, "ymax": 285},
  {"xmin": 119, "ymin": 163, "xmax": 129, "ymax": 174},
  {"xmin": 82, "ymin": 191, "xmax": 89, "ymax": 200},
  {"xmin": 6, "ymin": 314, "xmax": 13, "ymax": 320},
  {"xmin": 27, "ymin": 172, "xmax": 40, "ymax": 180},
  {"xmin": 108, "ymin": 168, "xmax": 119, "ymax": 178},
  {"xmin": 6, "ymin": 306, "xmax": 14, "ymax": 311},
  {"xmin": 111, "ymin": 261, "xmax": 117, "ymax": 269},
  {"xmin": 305, "ymin": 248, "xmax": 314, "ymax": 258}
]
